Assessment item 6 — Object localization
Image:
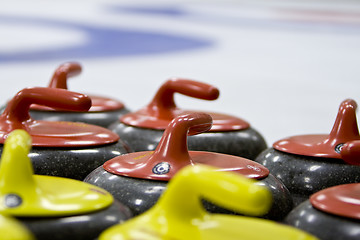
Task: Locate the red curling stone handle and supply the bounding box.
[2,87,91,125]
[48,62,82,89]
[147,78,219,119]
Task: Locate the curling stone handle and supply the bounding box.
[328,99,359,144]
[162,78,220,101]
[0,130,36,199]
[48,62,82,89]
[1,87,91,125]
[148,113,212,170]
[154,165,272,234]
[147,78,219,119]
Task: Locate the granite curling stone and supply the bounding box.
[86,112,292,221]
[255,99,360,206]
[0,87,131,180]
[99,164,318,240]
[109,78,267,159]
[285,183,360,240]
[0,129,132,240]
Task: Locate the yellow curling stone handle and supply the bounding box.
[100,164,318,240]
[0,129,113,217]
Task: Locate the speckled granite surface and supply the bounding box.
[0,140,131,181]
[18,200,132,240]
[110,122,267,160]
[255,148,360,206]
[84,165,293,221]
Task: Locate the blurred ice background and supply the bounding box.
[0,0,359,145]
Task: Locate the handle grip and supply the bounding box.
[2,87,91,124]
[0,130,35,197]
[48,62,82,89]
[163,78,220,101]
[164,164,271,215]
[328,99,358,143]
[148,113,212,171]
[147,78,219,119]
[150,165,271,236]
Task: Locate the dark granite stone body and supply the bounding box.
[0,140,131,181]
[18,200,132,240]
[255,148,360,206]
[29,108,130,128]
[109,123,267,160]
[285,200,360,240]
[84,166,293,221]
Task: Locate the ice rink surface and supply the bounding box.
[1,0,359,145]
